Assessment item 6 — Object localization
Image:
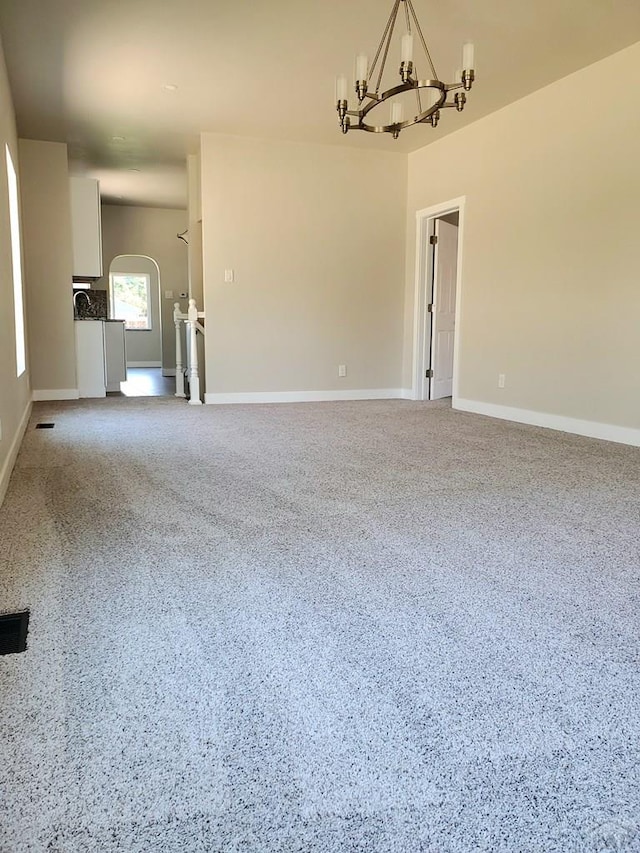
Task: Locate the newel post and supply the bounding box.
[187,298,202,405]
[173,302,186,398]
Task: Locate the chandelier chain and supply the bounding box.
[407,0,438,79]
[406,1,424,115]
[374,1,400,94]
[414,79,423,116]
[370,0,401,86]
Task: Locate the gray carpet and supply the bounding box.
[1,397,639,852]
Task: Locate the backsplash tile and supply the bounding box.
[73,288,107,320]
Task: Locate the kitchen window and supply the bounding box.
[109,273,152,330]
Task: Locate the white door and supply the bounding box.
[430,218,458,399]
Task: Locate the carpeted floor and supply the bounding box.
[1,397,639,852]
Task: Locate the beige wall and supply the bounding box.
[0,37,31,503]
[187,152,203,306]
[201,134,407,396]
[405,41,640,431]
[98,205,188,373]
[109,255,161,365]
[19,139,76,395]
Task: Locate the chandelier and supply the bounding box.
[335,0,475,139]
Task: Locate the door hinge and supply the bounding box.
[425,369,433,378]
[427,303,433,313]
[430,235,438,245]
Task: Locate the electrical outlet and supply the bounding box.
[338,364,347,377]
[164,290,174,299]
[498,373,506,388]
[224,269,234,283]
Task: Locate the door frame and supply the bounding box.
[411,196,466,401]
[109,254,163,368]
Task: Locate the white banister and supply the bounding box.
[173,297,205,404]
[173,302,186,398]
[187,298,202,405]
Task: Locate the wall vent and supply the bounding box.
[0,610,30,655]
[35,423,55,429]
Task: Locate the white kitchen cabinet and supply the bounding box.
[70,177,103,279]
[75,321,106,398]
[73,320,127,397]
[75,320,127,396]
[104,321,127,392]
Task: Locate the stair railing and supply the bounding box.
[173,299,205,405]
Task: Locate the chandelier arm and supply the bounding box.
[369,0,401,83]
[375,1,402,94]
[407,0,438,79]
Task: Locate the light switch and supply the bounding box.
[224,269,234,283]
[164,290,174,299]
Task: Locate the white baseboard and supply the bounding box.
[162,369,176,377]
[454,398,640,448]
[0,399,32,508]
[127,361,162,368]
[398,388,415,400]
[32,389,80,401]
[205,388,406,405]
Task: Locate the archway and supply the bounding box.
[108,254,173,397]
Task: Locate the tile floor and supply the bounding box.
[112,367,176,398]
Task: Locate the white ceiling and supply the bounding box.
[1,0,639,210]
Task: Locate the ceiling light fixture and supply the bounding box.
[335,0,475,139]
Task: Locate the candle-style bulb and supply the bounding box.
[461,42,475,90]
[335,74,348,103]
[401,34,414,63]
[391,102,404,125]
[355,54,368,82]
[462,42,475,71]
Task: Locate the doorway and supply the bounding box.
[108,254,172,398]
[109,255,162,368]
[412,197,465,401]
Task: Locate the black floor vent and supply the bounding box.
[0,611,30,655]
[35,423,55,429]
